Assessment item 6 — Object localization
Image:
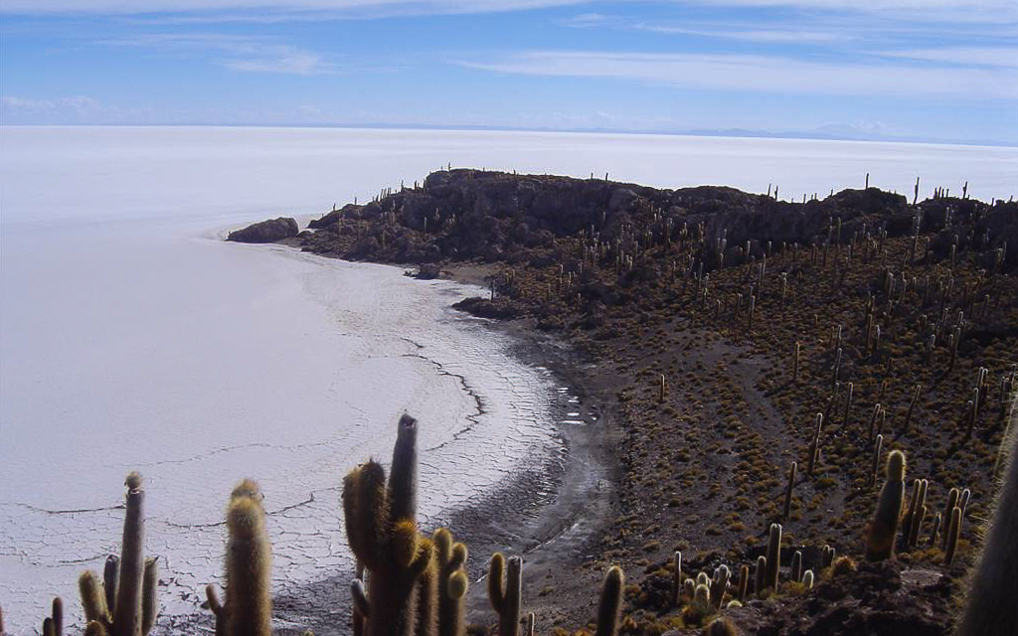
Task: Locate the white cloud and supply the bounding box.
[101,33,335,75]
[461,50,1018,99]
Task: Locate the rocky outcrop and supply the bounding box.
[227,217,299,243]
[293,169,1014,272]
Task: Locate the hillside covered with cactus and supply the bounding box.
[6,168,1016,635]
[284,169,1018,634]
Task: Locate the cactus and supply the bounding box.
[782,462,796,520]
[944,505,962,565]
[792,341,801,382]
[736,564,749,602]
[790,551,802,584]
[958,398,1018,635]
[765,524,782,591]
[342,415,431,636]
[902,384,921,436]
[702,617,739,636]
[415,537,438,636]
[709,565,730,610]
[77,473,159,636]
[595,566,624,636]
[488,553,522,636]
[753,556,766,598]
[42,597,63,636]
[432,529,468,636]
[801,570,814,589]
[206,479,272,636]
[671,551,682,607]
[941,488,960,550]
[866,450,906,561]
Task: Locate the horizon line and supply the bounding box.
[3,121,1016,149]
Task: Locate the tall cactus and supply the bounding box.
[206,478,273,636]
[866,450,906,561]
[42,597,62,636]
[488,553,522,636]
[765,524,782,591]
[595,566,624,636]
[958,396,1018,635]
[343,415,432,636]
[78,473,159,636]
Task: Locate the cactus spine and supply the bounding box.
[488,553,522,636]
[77,473,158,636]
[595,566,624,636]
[342,415,431,636]
[866,450,906,561]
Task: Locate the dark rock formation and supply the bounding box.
[292,169,1015,272]
[227,217,299,243]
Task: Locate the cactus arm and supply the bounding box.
[415,539,439,636]
[113,474,144,636]
[354,461,389,569]
[52,597,64,636]
[388,414,418,523]
[595,566,624,636]
[79,571,111,625]
[103,557,119,615]
[43,617,55,636]
[442,572,468,636]
[141,557,158,635]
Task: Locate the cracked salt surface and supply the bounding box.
[1,226,558,633]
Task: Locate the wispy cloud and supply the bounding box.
[101,33,334,75]
[0,0,588,17]
[461,50,1018,99]
[635,24,850,43]
[874,47,1018,68]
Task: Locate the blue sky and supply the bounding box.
[2,1,1016,144]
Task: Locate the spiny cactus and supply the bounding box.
[702,617,739,636]
[432,529,468,636]
[944,506,962,566]
[820,545,836,569]
[753,556,766,598]
[206,478,272,636]
[709,566,730,610]
[671,551,682,607]
[790,551,802,584]
[736,565,749,602]
[958,397,1018,635]
[343,415,431,636]
[595,566,624,636]
[940,488,960,550]
[42,597,62,636]
[415,537,438,636]
[866,450,906,561]
[77,472,159,636]
[488,553,522,636]
[765,524,782,591]
[801,570,814,588]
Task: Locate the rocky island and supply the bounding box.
[221,169,1018,635]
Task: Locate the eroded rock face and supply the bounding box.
[227,217,299,243]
